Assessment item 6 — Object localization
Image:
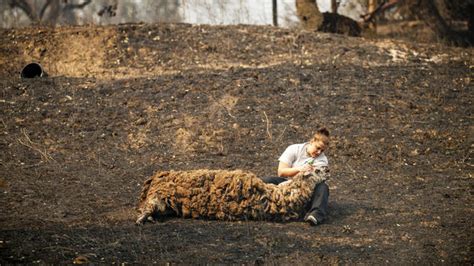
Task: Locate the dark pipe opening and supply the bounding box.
[21,63,45,78]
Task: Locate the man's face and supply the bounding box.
[307,140,326,158]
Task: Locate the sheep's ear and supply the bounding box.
[318,166,329,173]
[301,172,310,178]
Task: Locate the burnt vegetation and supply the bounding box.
[0,1,472,264]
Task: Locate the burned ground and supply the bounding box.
[0,23,472,264]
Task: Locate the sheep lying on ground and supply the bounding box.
[136,167,329,224]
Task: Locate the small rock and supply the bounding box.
[73,255,88,264]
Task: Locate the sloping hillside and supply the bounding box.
[0,23,472,264]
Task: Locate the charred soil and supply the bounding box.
[0,23,472,264]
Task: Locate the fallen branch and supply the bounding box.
[263,111,272,141]
[275,126,287,143]
[18,128,55,163]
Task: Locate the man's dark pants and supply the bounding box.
[260,176,329,223]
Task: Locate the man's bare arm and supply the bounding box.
[278,161,312,178]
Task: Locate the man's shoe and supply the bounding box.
[305,214,319,226]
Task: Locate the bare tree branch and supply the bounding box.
[8,0,92,25]
[361,0,399,23]
[8,0,39,21]
[63,0,92,11]
[39,0,53,20]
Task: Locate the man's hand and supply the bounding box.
[297,164,314,174]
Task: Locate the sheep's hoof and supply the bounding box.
[136,213,149,225]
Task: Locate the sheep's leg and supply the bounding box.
[136,198,168,225]
[136,211,152,225]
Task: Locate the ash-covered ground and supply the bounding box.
[0,23,472,264]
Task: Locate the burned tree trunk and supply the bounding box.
[414,0,473,46]
[296,0,361,37]
[362,0,473,46]
[319,12,361,37]
[331,0,338,13]
[295,0,324,30]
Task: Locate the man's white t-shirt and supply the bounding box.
[279,142,328,168]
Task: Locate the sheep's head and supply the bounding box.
[303,166,330,183]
